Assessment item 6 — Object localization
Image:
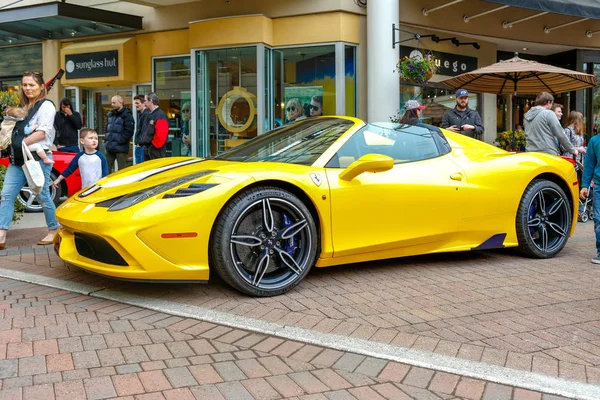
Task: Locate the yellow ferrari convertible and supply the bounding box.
[55,117,578,296]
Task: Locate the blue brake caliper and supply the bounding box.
[283,213,297,256]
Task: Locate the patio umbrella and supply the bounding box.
[441,55,597,96]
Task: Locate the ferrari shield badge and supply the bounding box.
[310,173,322,187]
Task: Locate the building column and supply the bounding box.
[42,40,62,106]
[367,0,399,122]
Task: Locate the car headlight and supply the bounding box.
[106,170,217,211]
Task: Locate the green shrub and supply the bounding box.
[0,91,20,117]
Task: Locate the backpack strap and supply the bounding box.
[26,99,54,124]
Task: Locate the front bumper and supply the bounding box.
[55,199,212,282]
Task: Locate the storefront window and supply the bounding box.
[195,44,353,156]
[82,89,90,128]
[154,56,191,157]
[345,45,356,117]
[0,79,20,93]
[197,47,258,156]
[0,45,41,92]
[64,88,77,110]
[400,83,478,127]
[264,47,273,132]
[274,45,335,125]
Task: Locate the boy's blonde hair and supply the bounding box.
[5,107,27,119]
[80,128,97,139]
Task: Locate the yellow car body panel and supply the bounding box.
[55,116,578,286]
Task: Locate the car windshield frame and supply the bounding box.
[214,117,354,165]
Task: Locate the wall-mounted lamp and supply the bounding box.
[433,37,459,45]
[390,26,479,50]
[455,41,481,49]
[586,30,600,38]
[419,34,441,43]
[391,25,440,48]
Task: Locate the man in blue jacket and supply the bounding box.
[105,95,134,173]
[581,133,600,264]
[441,89,484,138]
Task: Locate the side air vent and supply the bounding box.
[96,196,125,208]
[163,183,218,199]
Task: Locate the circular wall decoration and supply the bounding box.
[216,86,257,134]
[66,60,75,73]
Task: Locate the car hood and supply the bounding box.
[73,157,319,204]
[74,157,246,203]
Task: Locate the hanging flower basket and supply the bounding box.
[396,55,437,86]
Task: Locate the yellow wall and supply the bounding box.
[273,12,360,46]
[136,29,189,83]
[189,16,273,49]
[189,12,360,49]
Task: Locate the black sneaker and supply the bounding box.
[592,256,600,264]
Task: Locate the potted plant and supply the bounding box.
[0,91,25,222]
[397,54,437,87]
[495,129,526,152]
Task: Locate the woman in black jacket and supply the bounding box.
[54,97,83,153]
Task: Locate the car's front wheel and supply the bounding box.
[211,186,318,296]
[18,171,62,212]
[516,179,571,258]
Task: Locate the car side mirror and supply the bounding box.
[339,154,394,181]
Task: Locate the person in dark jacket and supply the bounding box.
[139,92,169,160]
[104,95,134,173]
[54,97,83,153]
[441,89,484,138]
[133,94,149,164]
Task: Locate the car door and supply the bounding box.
[324,123,468,258]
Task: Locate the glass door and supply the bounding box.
[195,46,258,157]
[91,87,132,160]
[195,51,209,157]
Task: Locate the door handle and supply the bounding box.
[450,172,463,181]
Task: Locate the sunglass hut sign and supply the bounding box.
[65,50,118,79]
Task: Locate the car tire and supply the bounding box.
[516,179,571,258]
[18,171,62,213]
[211,186,318,296]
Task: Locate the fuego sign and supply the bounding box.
[65,50,119,79]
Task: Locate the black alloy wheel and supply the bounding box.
[516,179,571,258]
[211,187,318,296]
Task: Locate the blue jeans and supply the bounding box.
[0,156,59,231]
[593,184,600,254]
[134,145,144,164]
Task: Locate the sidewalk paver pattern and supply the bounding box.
[0,277,565,399]
[0,222,598,398]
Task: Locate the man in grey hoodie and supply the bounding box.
[524,92,578,157]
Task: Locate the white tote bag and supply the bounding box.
[21,141,45,195]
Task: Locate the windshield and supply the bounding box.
[215,118,354,165]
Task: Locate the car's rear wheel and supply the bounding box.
[211,186,318,296]
[516,179,571,258]
[18,171,62,212]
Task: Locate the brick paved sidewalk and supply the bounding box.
[0,277,572,400]
[1,223,600,390]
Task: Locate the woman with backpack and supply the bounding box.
[0,71,59,248]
